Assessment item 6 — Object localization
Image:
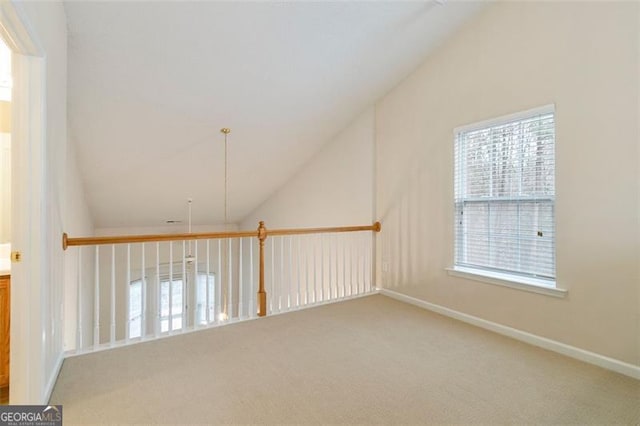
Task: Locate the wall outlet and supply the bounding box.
[382,261,389,272]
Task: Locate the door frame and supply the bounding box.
[0,1,46,404]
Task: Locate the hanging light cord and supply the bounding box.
[187,198,193,261]
[219,128,231,320]
[220,127,231,225]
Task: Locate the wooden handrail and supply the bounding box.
[62,222,381,249]
[62,230,258,250]
[63,221,381,318]
[268,222,381,237]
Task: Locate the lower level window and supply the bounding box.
[129,272,216,338]
[159,279,183,333]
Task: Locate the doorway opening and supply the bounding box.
[0,34,12,405]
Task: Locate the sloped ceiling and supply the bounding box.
[64,0,486,229]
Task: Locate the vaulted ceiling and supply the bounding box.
[64,1,485,229]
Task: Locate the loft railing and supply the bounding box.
[62,221,381,353]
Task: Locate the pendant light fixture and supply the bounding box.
[185,198,195,265]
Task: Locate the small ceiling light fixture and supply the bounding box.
[220,128,231,226]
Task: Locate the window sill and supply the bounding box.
[446,266,567,298]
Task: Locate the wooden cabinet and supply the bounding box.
[0,275,9,388]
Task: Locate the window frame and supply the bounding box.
[159,276,184,333]
[450,104,564,296]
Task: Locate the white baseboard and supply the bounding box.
[43,352,64,404]
[379,288,640,380]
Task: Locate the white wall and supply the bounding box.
[95,223,237,237]
[10,0,94,402]
[375,2,639,366]
[241,107,375,229]
[238,108,376,316]
[63,138,94,352]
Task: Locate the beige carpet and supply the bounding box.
[51,295,640,424]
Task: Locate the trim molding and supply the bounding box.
[380,288,640,380]
[2,0,48,405]
[446,267,567,298]
[43,352,64,404]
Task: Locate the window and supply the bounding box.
[159,278,183,333]
[0,37,11,102]
[129,271,216,338]
[454,105,556,286]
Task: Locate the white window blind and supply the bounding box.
[454,106,556,282]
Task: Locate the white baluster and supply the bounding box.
[228,239,233,320]
[206,240,210,324]
[351,234,360,294]
[296,237,301,307]
[367,233,373,292]
[270,238,275,314]
[110,245,115,345]
[355,234,360,295]
[320,234,324,303]
[94,246,100,348]
[353,234,357,295]
[125,244,131,342]
[77,247,83,351]
[359,234,364,295]
[249,238,255,318]
[238,238,243,319]
[304,236,310,304]
[360,233,366,294]
[141,243,146,338]
[216,239,222,322]
[340,234,347,297]
[169,242,173,333]
[312,236,318,304]
[194,240,199,328]
[288,236,293,310]
[155,242,160,337]
[280,236,285,310]
[336,235,341,298]
[181,241,187,330]
[329,235,334,300]
[349,237,358,296]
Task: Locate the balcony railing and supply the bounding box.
[62,221,381,354]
